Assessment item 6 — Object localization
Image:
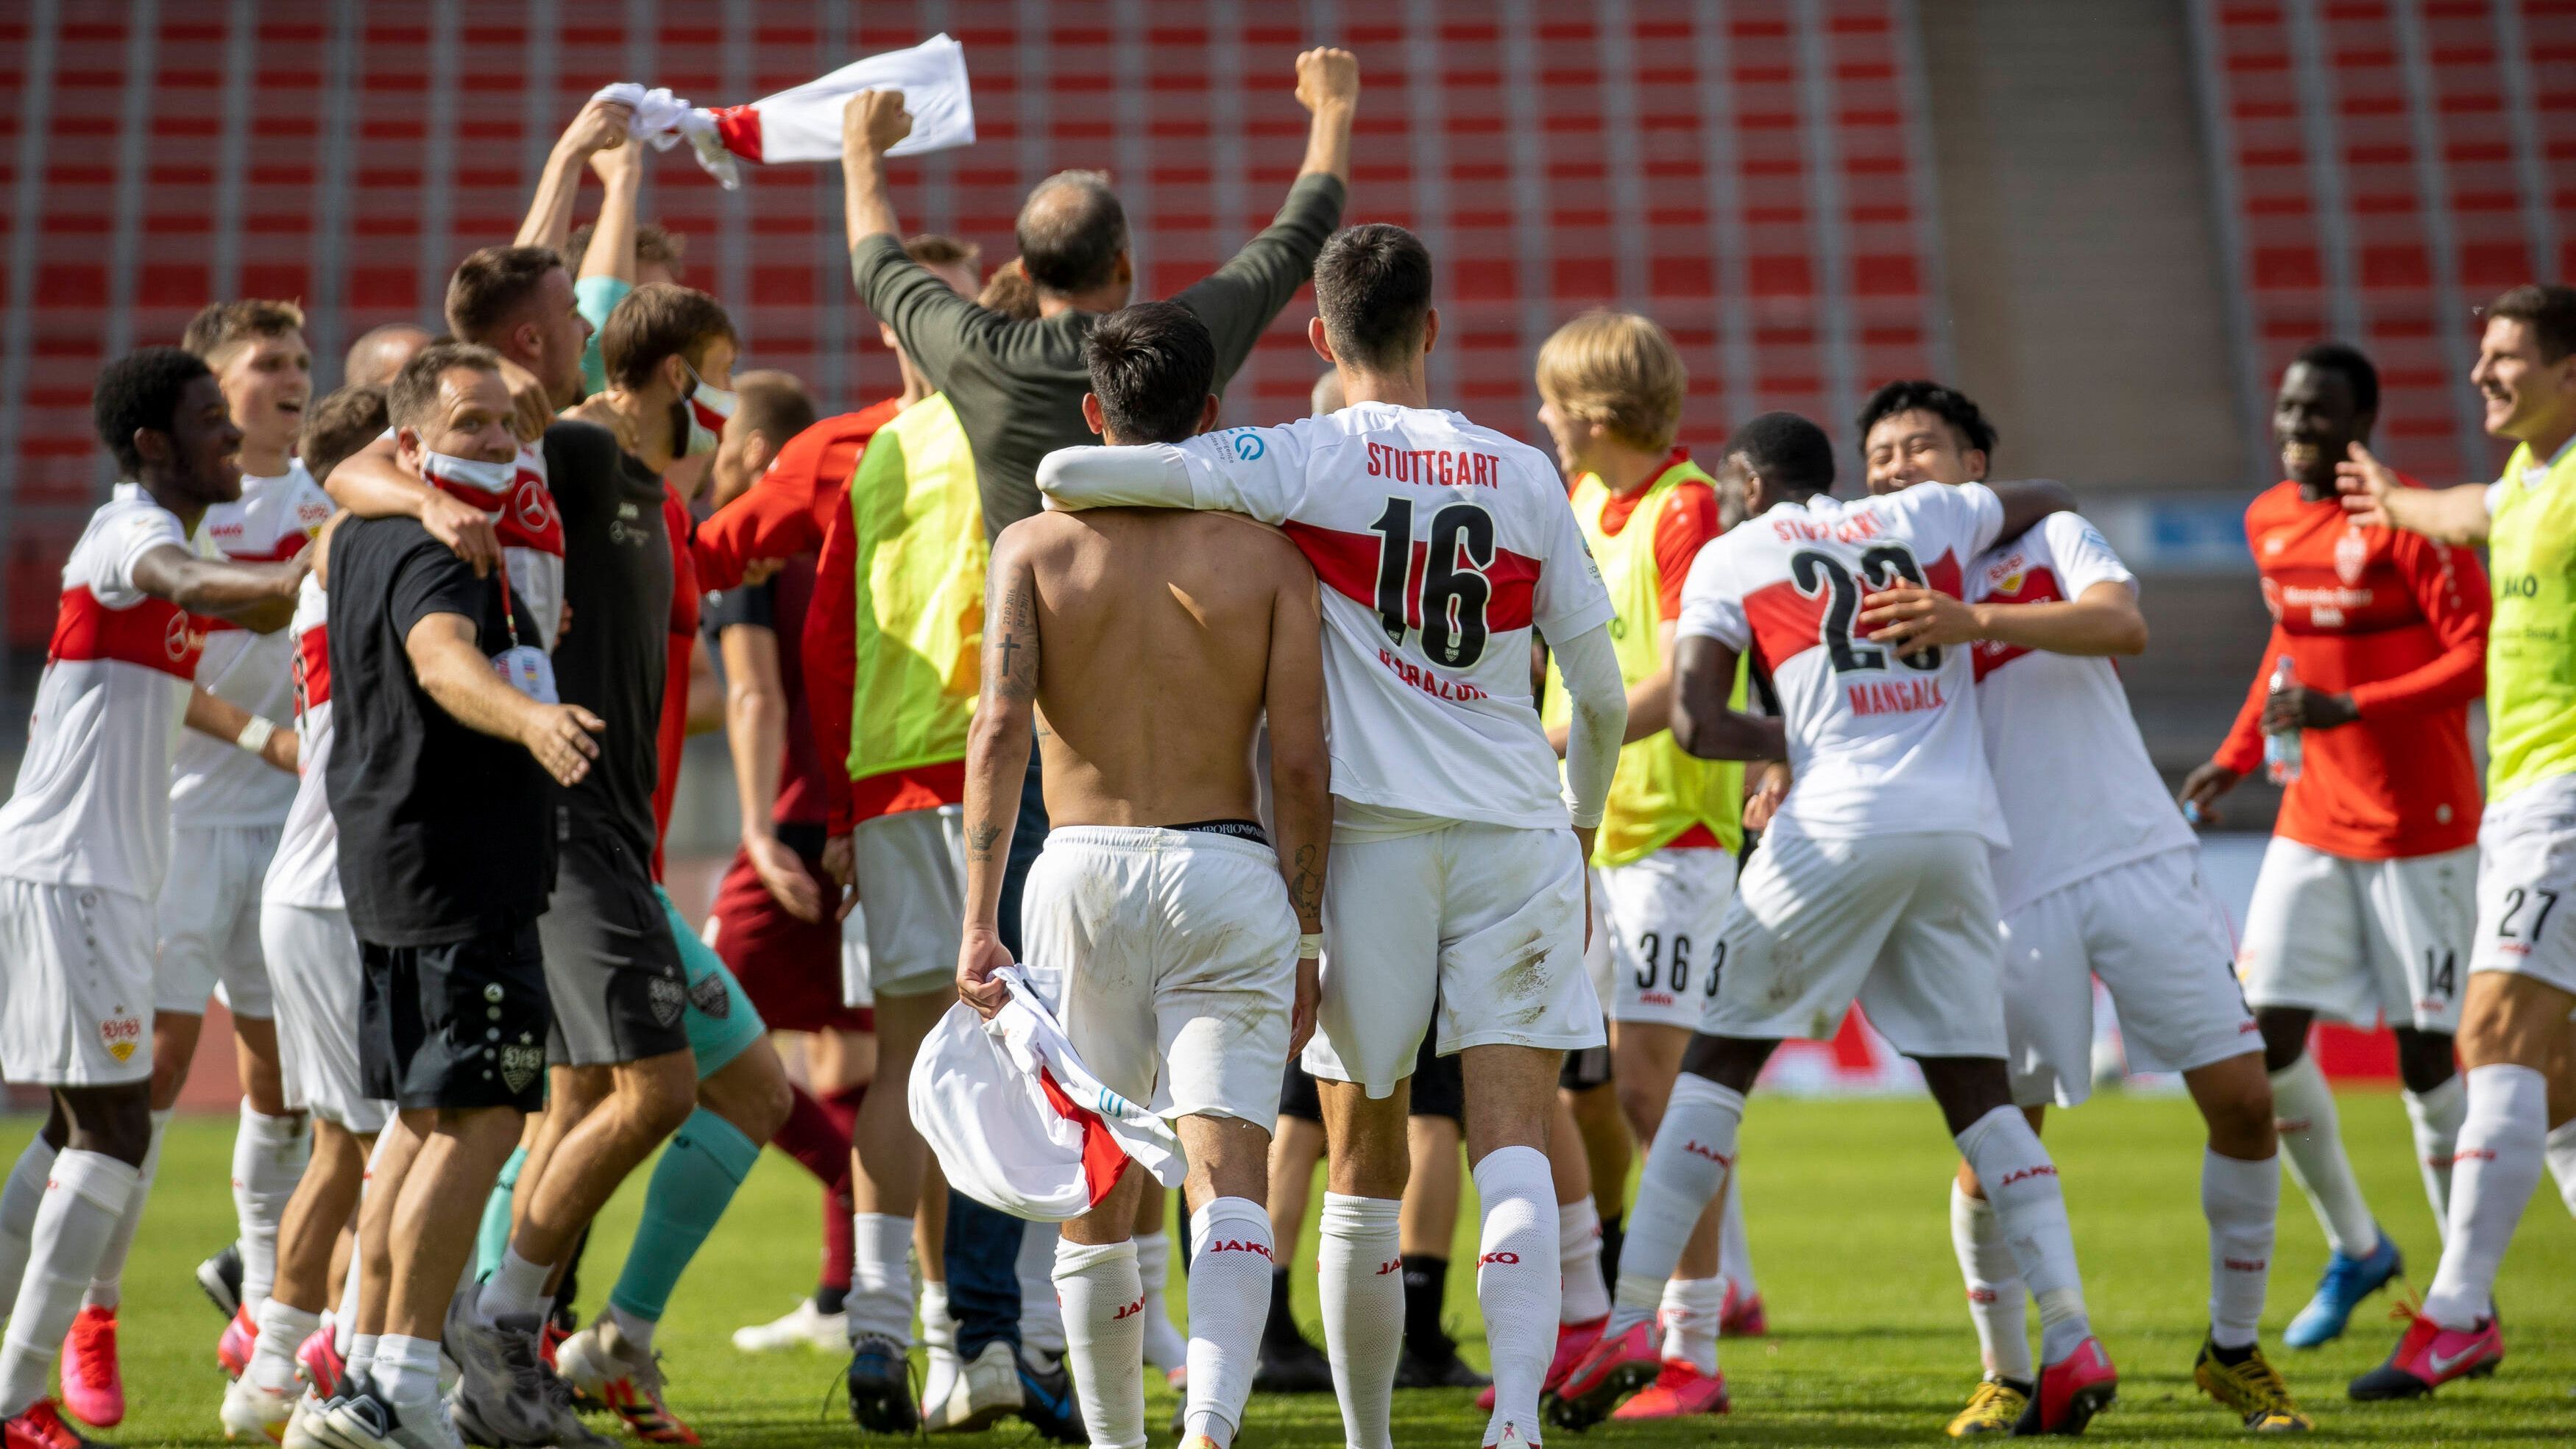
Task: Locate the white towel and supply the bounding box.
[592,34,975,191]
[908,965,1184,1222]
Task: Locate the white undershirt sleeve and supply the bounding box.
[1549,622,1627,830]
[1035,443,1197,511]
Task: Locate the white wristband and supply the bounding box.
[234,715,277,757]
[1297,932,1324,960]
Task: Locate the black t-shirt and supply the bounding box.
[325,514,553,946]
[543,421,671,868]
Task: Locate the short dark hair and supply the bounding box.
[299,384,390,485]
[601,284,738,392]
[387,341,503,434]
[977,258,1040,322]
[2287,341,2380,417]
[1085,302,1217,444]
[905,233,980,273]
[731,369,818,450]
[96,347,215,475]
[1314,224,1434,372]
[565,220,687,273]
[1855,380,1997,460]
[181,299,307,366]
[1016,171,1128,295]
[2484,283,2576,363]
[1722,411,1836,499]
[444,245,565,342]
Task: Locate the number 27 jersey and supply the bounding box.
[1074,403,1616,829]
[1677,485,2009,846]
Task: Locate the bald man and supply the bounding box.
[342,325,436,389]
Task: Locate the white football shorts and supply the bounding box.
[1590,848,1737,1031]
[846,805,964,1003]
[2469,773,2576,997]
[155,821,282,1018]
[1708,829,2008,1059]
[261,901,390,1133]
[1303,819,1602,1099]
[1021,826,1298,1127]
[0,878,155,1085]
[2000,846,2260,1108]
[2237,836,2476,1032]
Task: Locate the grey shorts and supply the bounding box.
[539,834,690,1067]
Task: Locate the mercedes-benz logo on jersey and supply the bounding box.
[513,476,554,533]
[163,611,193,661]
[1227,429,1266,461]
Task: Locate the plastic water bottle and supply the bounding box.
[2264,655,2303,785]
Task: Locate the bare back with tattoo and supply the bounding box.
[981,507,1320,834]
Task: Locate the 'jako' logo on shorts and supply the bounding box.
[99,1013,142,1062]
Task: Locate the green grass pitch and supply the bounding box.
[32,1087,2573,1445]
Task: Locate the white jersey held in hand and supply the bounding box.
[171,460,332,827]
[1676,483,2009,846]
[1967,511,2194,914]
[1038,402,1616,829]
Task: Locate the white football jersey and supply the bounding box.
[170,461,333,826]
[1967,511,2195,913]
[1677,484,2009,846]
[261,574,342,910]
[1052,403,1616,831]
[0,487,208,897]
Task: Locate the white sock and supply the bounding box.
[2547,1119,2576,1219]
[919,1278,956,1353]
[1472,1145,1558,1447]
[0,1150,137,1417]
[1182,1197,1271,1448]
[478,1246,552,1323]
[846,1213,916,1343]
[83,1108,169,1310]
[251,1300,322,1393]
[2201,1149,2279,1350]
[1657,1277,1725,1375]
[2422,1063,2548,1328]
[1610,1076,1741,1336]
[1953,1108,2090,1364]
[2402,1075,2467,1237]
[335,1231,362,1356]
[2268,1055,2379,1258]
[375,1332,442,1409]
[346,1333,378,1395]
[0,1136,58,1314]
[1316,1193,1401,1449]
[1018,1221,1065,1358]
[233,1104,309,1315]
[1053,1238,1145,1449]
[1133,1230,1186,1370]
[1718,1171,1758,1299]
[1557,1197,1609,1325]
[604,1300,656,1354]
[1949,1180,2029,1381]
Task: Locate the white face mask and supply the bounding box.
[420,449,514,499]
[682,361,736,458]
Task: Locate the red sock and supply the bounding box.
[772,1085,859,1292]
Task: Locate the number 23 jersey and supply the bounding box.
[1677,485,2009,846]
[1098,403,1615,830]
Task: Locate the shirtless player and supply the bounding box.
[957,301,1331,1449]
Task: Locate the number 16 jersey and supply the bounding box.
[1677,485,2009,847]
[1055,402,1616,830]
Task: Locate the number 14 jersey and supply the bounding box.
[1057,403,1616,830]
[1677,485,2009,847]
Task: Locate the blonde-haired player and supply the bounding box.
[1531,313,1747,1420]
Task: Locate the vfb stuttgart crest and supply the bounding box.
[99,1012,143,1063]
[499,1041,543,1094]
[647,974,687,1027]
[2334,526,2369,586]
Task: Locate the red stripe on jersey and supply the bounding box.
[1922,550,1964,600]
[430,468,565,556]
[710,103,764,161]
[294,623,331,710]
[1280,520,1541,633]
[1970,564,2063,681]
[1036,1066,1130,1208]
[46,586,204,679]
[1744,576,1827,671]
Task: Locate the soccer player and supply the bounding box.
[1854,380,2304,1434]
[224,385,398,1444]
[312,342,601,1449]
[2336,283,2576,1397]
[2179,344,2488,1347]
[1037,224,1631,1449]
[1529,313,1744,1420]
[1551,413,2117,1436]
[0,347,305,1449]
[958,299,1329,1449]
